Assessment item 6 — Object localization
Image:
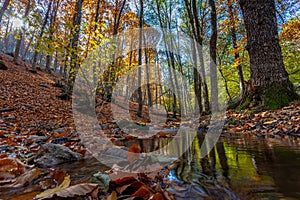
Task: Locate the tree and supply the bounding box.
[31,0,53,72]
[66,0,84,95]
[137,0,144,117]
[0,0,10,24]
[209,0,218,111]
[239,0,298,109]
[227,0,245,98]
[14,0,31,63]
[184,0,210,113]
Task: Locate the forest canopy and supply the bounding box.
[0,0,299,113]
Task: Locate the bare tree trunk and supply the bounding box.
[66,0,84,95]
[22,31,34,60]
[184,0,210,113]
[46,0,59,72]
[32,0,53,72]
[0,0,10,24]
[209,0,219,111]
[14,0,31,63]
[2,16,11,52]
[191,38,203,113]
[54,51,58,72]
[144,45,153,107]
[240,0,298,109]
[137,0,144,117]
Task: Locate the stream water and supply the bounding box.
[59,132,300,199]
[1,134,299,199]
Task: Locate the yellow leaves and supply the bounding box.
[35,175,71,199]
[232,57,242,68]
[280,20,300,43]
[35,175,99,199]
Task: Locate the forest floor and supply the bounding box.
[0,52,300,199]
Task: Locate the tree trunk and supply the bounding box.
[228,0,245,98]
[46,0,59,72]
[137,0,144,117]
[14,0,31,63]
[209,0,219,111]
[239,0,298,109]
[66,0,84,95]
[184,0,210,113]
[32,0,53,72]
[0,0,10,24]
[191,38,203,113]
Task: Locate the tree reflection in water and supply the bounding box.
[115,133,300,199]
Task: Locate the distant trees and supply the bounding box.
[0,0,298,111]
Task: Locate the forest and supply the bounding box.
[0,0,299,199]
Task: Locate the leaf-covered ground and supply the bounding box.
[1,52,300,199]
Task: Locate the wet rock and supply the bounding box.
[90,173,110,192]
[34,143,82,167]
[112,128,120,134]
[28,135,48,144]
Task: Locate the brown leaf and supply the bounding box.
[1,168,40,188]
[105,191,117,200]
[132,185,152,199]
[149,193,164,200]
[110,173,137,186]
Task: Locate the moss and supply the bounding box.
[262,85,299,110]
[238,96,251,111]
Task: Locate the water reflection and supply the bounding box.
[118,134,300,199]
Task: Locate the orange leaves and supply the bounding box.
[0,158,25,180]
[225,102,300,137]
[0,157,40,189]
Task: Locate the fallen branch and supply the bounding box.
[0,107,15,113]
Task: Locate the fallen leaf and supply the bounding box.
[149,193,164,200]
[105,191,117,200]
[0,168,40,188]
[35,175,71,199]
[263,120,277,125]
[132,185,152,199]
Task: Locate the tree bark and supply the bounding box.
[184,0,210,113]
[209,0,219,111]
[14,0,31,63]
[66,0,84,95]
[32,0,53,72]
[239,0,298,109]
[46,0,59,72]
[0,0,10,24]
[137,0,144,117]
